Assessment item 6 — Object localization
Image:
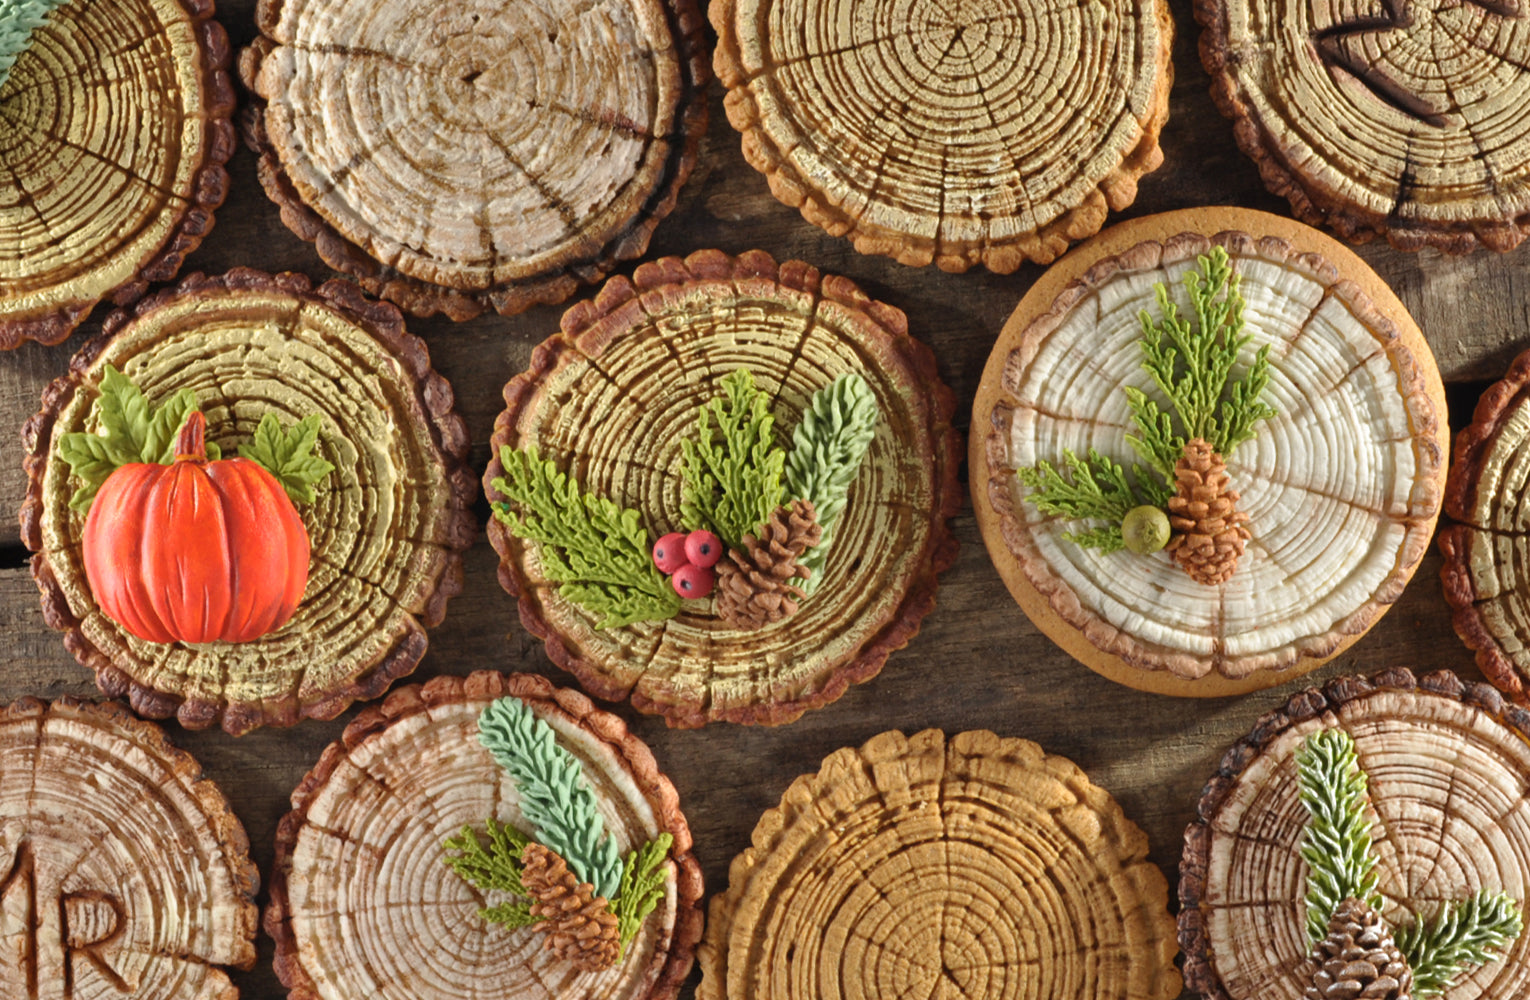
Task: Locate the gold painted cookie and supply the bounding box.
[711,0,1174,272]
[0,0,234,347]
[0,697,257,996]
[241,0,709,320]
[20,269,476,734]
[1199,0,1530,252]
[267,671,704,1000]
[1180,668,1530,1000]
[485,248,962,727]
[699,728,1181,1000]
[973,208,1446,697]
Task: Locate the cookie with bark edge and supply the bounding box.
[972,207,1446,697]
[20,268,476,735]
[266,670,704,1000]
[485,248,962,727]
[1179,668,1530,1000]
[0,695,259,996]
[699,727,1181,1000]
[0,0,234,347]
[238,0,710,321]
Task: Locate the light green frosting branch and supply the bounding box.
[0,0,72,91]
[785,372,879,593]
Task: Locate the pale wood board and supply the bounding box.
[0,2,1523,997]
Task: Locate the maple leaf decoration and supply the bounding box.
[1313,0,1524,128]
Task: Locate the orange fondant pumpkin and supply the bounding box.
[82,411,311,644]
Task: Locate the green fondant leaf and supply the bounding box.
[1396,891,1523,998]
[0,0,71,91]
[784,373,879,595]
[680,369,787,550]
[236,412,336,505]
[1296,730,1383,942]
[492,446,679,629]
[442,817,533,896]
[57,365,201,513]
[477,697,624,901]
[1015,448,1167,554]
[612,832,673,956]
[478,899,543,930]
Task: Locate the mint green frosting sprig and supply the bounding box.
[0,0,71,91]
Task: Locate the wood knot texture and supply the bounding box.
[0,697,258,999]
[1180,669,1530,1000]
[711,0,1174,272]
[266,671,704,1000]
[485,248,962,728]
[982,222,1444,685]
[0,0,234,348]
[1198,0,1530,252]
[697,728,1181,1000]
[19,269,476,735]
[242,0,709,320]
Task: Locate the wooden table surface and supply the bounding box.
[2,3,1525,997]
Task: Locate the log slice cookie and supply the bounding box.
[1440,346,1530,703]
[267,671,703,1000]
[241,0,709,321]
[1180,668,1530,1000]
[711,0,1174,272]
[0,696,258,997]
[1198,0,1530,252]
[698,728,1181,1000]
[0,0,234,347]
[19,268,476,735]
[485,248,962,727]
[973,208,1447,697]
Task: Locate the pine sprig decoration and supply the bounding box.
[441,818,545,929]
[237,412,336,505]
[613,832,673,955]
[681,369,787,550]
[1126,246,1275,476]
[1016,448,1170,553]
[0,0,71,90]
[492,446,680,629]
[1297,729,1384,942]
[1396,892,1524,998]
[784,373,880,593]
[476,697,624,901]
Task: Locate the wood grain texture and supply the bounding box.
[0,0,235,347]
[710,0,1174,272]
[241,0,710,320]
[1198,0,1530,252]
[0,1,1528,997]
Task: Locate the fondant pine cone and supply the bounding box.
[715,500,822,631]
[1167,438,1250,586]
[521,842,621,972]
[1306,898,1413,1000]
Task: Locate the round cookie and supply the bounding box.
[241,0,709,320]
[20,268,476,734]
[0,0,234,347]
[972,207,1447,696]
[699,728,1181,1000]
[711,0,1174,272]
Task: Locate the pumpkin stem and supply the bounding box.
[175,411,209,463]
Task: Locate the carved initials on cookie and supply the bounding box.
[0,842,130,998]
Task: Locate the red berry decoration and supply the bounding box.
[671,562,715,599]
[684,529,723,568]
[652,532,689,574]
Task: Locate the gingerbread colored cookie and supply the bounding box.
[699,728,1181,1000]
[711,0,1174,272]
[20,268,476,735]
[240,0,709,320]
[0,0,234,347]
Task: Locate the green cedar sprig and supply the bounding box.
[237,413,336,505]
[613,832,674,955]
[1297,729,1383,941]
[784,373,879,593]
[1125,245,1275,480]
[441,818,543,930]
[0,0,70,90]
[1396,893,1524,998]
[681,369,786,550]
[492,446,680,629]
[476,696,624,901]
[1016,448,1171,553]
